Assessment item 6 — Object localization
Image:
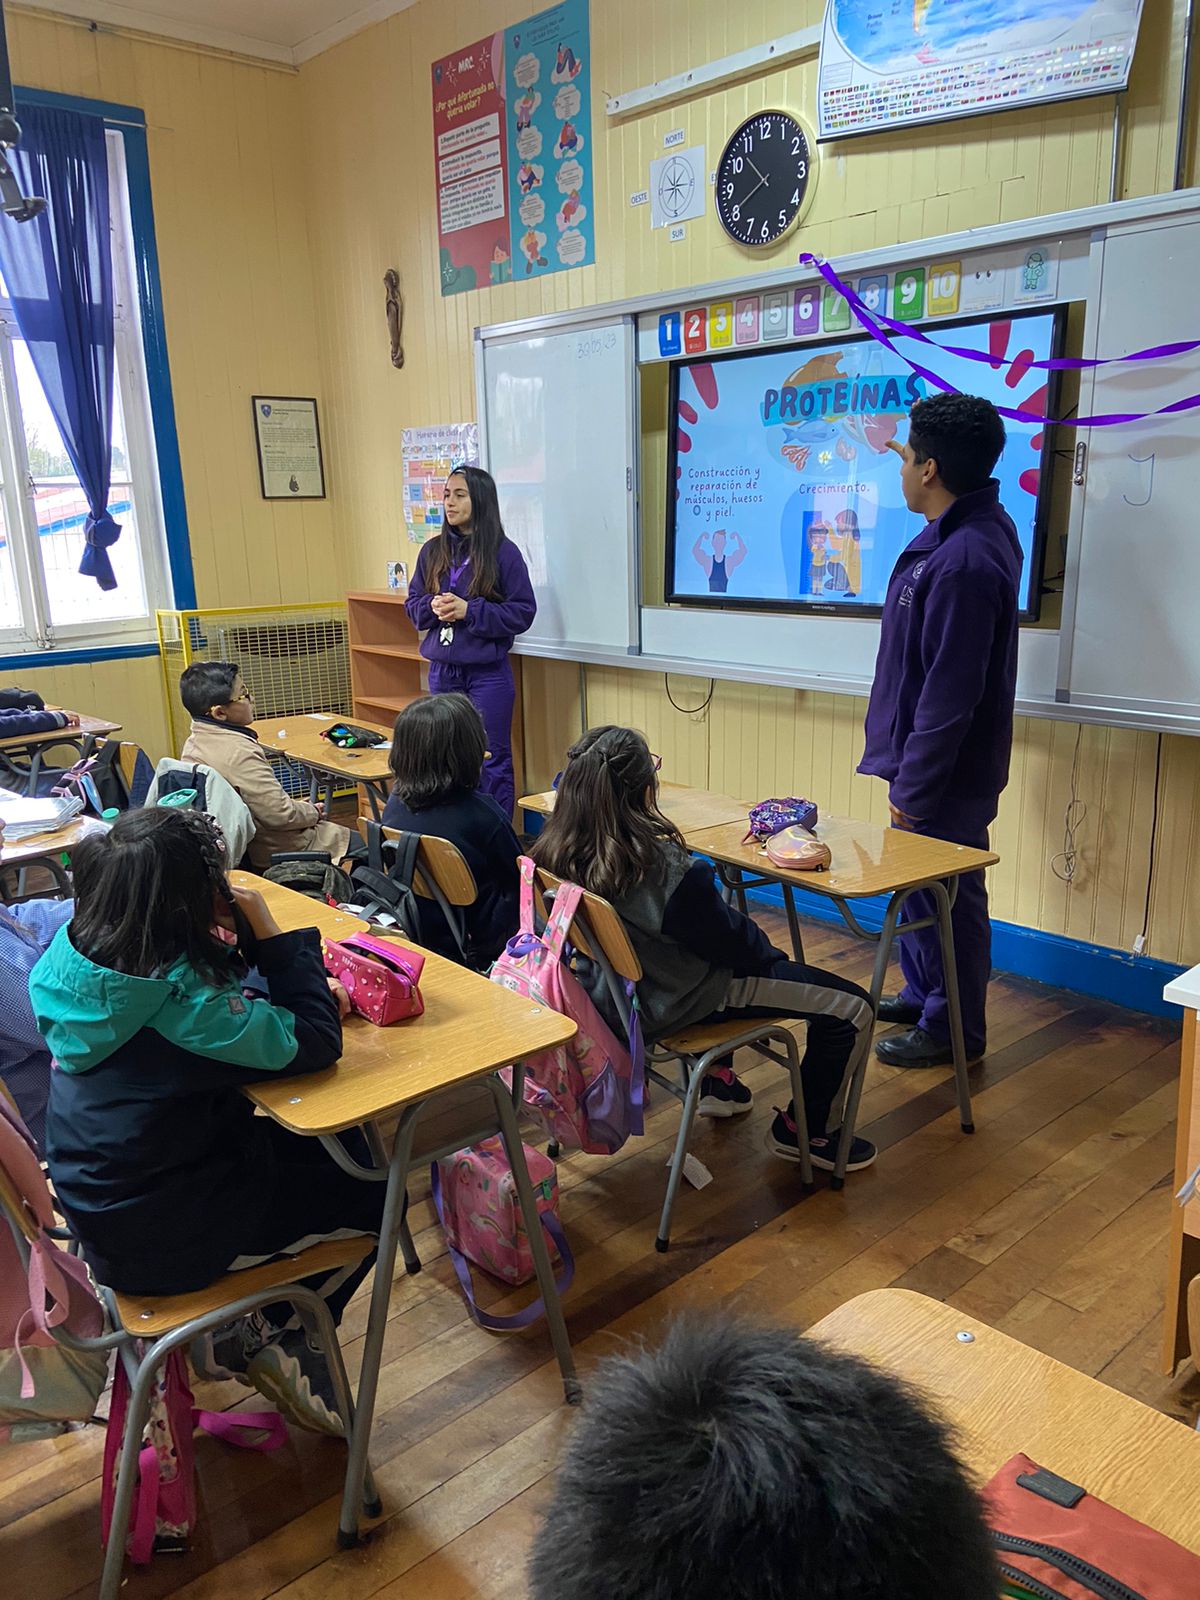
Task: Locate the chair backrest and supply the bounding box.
[360,817,478,906]
[532,866,641,1030]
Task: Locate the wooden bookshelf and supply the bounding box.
[345,589,525,814]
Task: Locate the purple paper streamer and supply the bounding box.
[799,254,1200,429]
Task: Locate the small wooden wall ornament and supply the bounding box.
[384,269,405,369]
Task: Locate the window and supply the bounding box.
[0,128,172,655]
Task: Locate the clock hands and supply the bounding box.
[740,156,769,204]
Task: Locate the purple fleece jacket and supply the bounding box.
[405,534,536,667]
[858,480,1022,822]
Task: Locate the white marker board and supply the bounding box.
[478,317,638,655]
[1062,214,1200,729]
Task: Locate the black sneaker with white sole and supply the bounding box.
[767,1107,877,1172]
[697,1066,754,1118]
[246,1328,344,1436]
[190,1307,276,1385]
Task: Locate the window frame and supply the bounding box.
[0,87,194,668]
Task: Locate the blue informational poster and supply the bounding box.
[504,0,595,281]
[667,310,1062,617]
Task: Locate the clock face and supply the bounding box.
[716,111,813,249]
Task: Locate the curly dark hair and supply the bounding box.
[528,1315,999,1600]
[908,392,1006,495]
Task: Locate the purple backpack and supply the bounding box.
[744,796,819,843]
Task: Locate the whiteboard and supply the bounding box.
[478,317,638,654]
[1062,215,1200,730]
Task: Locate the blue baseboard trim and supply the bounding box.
[730,871,1185,1021]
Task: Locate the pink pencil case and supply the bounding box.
[764,825,832,872]
[322,932,426,1024]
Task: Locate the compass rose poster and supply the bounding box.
[817,0,1145,141]
[431,0,594,296]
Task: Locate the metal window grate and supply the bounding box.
[156,605,353,794]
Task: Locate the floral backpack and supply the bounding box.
[490,858,645,1156]
[744,796,819,843]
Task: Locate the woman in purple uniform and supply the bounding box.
[404,465,536,818]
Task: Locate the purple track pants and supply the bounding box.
[428,658,516,819]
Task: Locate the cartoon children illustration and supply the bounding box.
[693,528,747,595]
[824,508,862,597]
[516,93,537,132]
[557,119,579,155]
[554,42,583,80]
[518,161,541,194]
[521,228,548,273]
[806,519,831,595]
[489,239,511,285]
[559,189,582,228]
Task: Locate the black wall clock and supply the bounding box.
[716,110,814,249]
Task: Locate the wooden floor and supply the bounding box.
[3,906,1194,1599]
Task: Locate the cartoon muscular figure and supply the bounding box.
[693,528,747,594]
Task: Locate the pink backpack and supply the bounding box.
[490,858,645,1155]
[431,1136,574,1330]
[101,1352,287,1563]
[0,1096,110,1442]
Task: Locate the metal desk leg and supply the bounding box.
[363,1122,420,1275]
[931,879,974,1135]
[488,1075,581,1402]
[729,864,748,919]
[832,894,902,1190]
[781,882,805,963]
[364,781,386,822]
[337,1114,414,1547]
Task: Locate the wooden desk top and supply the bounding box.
[520,780,752,836]
[251,713,395,784]
[0,814,109,868]
[237,871,575,1136]
[811,1290,1200,1551]
[0,712,121,752]
[689,814,998,899]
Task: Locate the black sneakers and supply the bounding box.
[697,1066,754,1118]
[767,1107,877,1172]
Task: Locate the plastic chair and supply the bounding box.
[532,867,815,1252]
[360,816,481,966]
[0,1156,380,1600]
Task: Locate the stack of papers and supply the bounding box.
[0,790,84,842]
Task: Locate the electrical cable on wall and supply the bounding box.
[664,674,715,715]
[1050,724,1088,884]
[1135,731,1165,955]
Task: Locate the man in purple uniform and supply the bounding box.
[860,393,1020,1068]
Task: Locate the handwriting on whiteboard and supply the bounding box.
[576,328,618,359]
[1122,453,1156,507]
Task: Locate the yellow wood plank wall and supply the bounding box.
[295,0,1200,966]
[4,12,339,763]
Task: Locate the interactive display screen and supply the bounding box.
[665,307,1063,619]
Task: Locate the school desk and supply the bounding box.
[234,870,579,1548]
[251,712,395,820]
[811,1289,1200,1549]
[0,712,121,795]
[519,779,751,836]
[0,814,109,899]
[1162,964,1200,1374]
[688,814,998,1173]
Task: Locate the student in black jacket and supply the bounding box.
[31,807,384,1435]
[531,727,877,1173]
[381,693,521,965]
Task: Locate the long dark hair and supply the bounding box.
[70,807,237,986]
[389,693,486,809]
[422,464,506,600]
[530,726,686,902]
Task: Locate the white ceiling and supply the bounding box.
[14,0,421,65]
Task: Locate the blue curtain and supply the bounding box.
[0,104,120,590]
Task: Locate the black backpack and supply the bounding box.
[346,824,424,939]
[155,764,209,812]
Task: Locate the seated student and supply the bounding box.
[528,1315,998,1600]
[30,807,384,1434]
[0,703,80,739]
[0,826,73,1153]
[179,661,351,872]
[381,693,520,965]
[531,726,877,1172]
